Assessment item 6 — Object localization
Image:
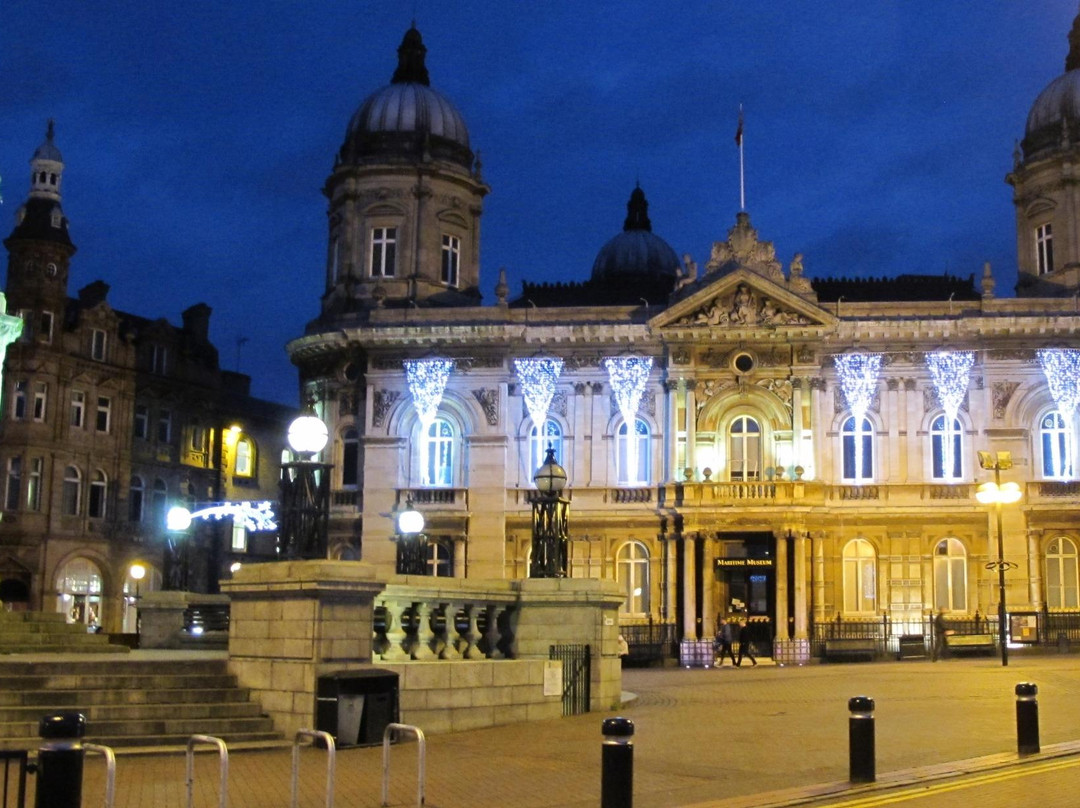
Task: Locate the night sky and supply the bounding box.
[0,2,1072,405]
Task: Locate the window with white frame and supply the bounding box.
[728,415,762,481]
[617,418,650,485]
[426,540,453,577]
[88,470,107,518]
[235,437,254,477]
[933,537,967,612]
[95,396,111,433]
[529,418,563,477]
[842,539,877,613]
[422,417,455,487]
[90,329,107,361]
[1046,536,1079,609]
[12,381,27,420]
[440,234,460,287]
[617,541,650,615]
[1036,223,1054,275]
[27,457,42,511]
[1040,409,1074,479]
[370,227,397,277]
[841,416,874,481]
[5,457,21,511]
[150,344,168,375]
[70,391,85,428]
[129,476,144,522]
[930,414,963,480]
[341,428,360,487]
[133,405,148,439]
[32,383,47,422]
[231,520,247,552]
[62,465,81,516]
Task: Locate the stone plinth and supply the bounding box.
[220,560,385,736]
[138,590,229,649]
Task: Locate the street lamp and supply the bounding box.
[976,450,1022,667]
[129,563,146,648]
[279,411,332,559]
[393,499,428,575]
[530,444,569,578]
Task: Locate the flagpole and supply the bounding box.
[737,104,745,211]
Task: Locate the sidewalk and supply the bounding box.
[55,655,1080,807]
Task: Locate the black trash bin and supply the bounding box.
[315,669,399,747]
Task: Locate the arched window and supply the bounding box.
[423,417,455,487]
[1040,409,1074,479]
[617,541,650,615]
[1046,537,1080,609]
[235,437,255,477]
[129,476,144,522]
[61,466,81,515]
[931,414,963,481]
[842,539,877,613]
[529,419,562,476]
[88,470,108,518]
[151,479,168,528]
[426,539,453,578]
[341,428,360,487]
[55,557,102,627]
[617,418,650,485]
[729,415,761,481]
[933,537,967,612]
[841,416,874,482]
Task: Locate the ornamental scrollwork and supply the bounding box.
[372,389,400,428]
[472,388,499,426]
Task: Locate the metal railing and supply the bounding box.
[186,735,228,808]
[292,729,335,808]
[83,743,116,808]
[381,723,426,808]
[0,751,27,808]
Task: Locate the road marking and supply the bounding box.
[819,756,1080,807]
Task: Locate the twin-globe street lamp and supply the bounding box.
[976,450,1022,667]
[531,445,569,578]
[279,413,332,560]
[393,499,427,575]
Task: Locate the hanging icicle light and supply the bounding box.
[604,356,654,484]
[1037,348,1080,479]
[514,357,564,430]
[834,353,883,485]
[404,358,454,486]
[926,350,975,481]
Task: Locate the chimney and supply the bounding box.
[182,303,212,343]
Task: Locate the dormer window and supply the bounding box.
[91,329,107,362]
[1036,223,1054,275]
[150,344,168,375]
[50,208,62,228]
[441,234,460,287]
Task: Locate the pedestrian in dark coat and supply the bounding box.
[714,618,738,666]
[736,619,757,667]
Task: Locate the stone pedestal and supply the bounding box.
[138,590,229,649]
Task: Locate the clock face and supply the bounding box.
[45,263,57,278]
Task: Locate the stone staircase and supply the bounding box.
[0,656,283,750]
[0,610,128,654]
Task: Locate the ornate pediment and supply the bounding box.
[671,282,814,328]
[705,212,785,282]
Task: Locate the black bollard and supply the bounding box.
[1015,682,1040,755]
[35,712,86,808]
[601,716,634,808]
[848,696,876,784]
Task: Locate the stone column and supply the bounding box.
[809,379,827,479]
[664,534,678,622]
[886,378,902,480]
[792,379,805,470]
[664,380,679,482]
[813,532,826,624]
[701,533,716,638]
[685,381,697,476]
[902,379,918,483]
[453,536,467,579]
[573,382,589,486]
[794,532,809,639]
[682,533,697,639]
[1028,528,1044,611]
[774,530,789,640]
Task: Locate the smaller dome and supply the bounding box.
[32,120,62,163]
[590,187,680,283]
[1023,10,1080,160]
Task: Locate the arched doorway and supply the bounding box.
[55,558,104,630]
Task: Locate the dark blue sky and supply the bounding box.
[0,2,1071,405]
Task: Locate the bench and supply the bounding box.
[823,638,877,662]
[945,633,996,655]
[897,634,927,660]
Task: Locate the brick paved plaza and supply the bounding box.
[28,654,1080,807]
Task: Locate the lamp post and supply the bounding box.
[976,450,1022,667]
[531,445,569,578]
[129,563,145,648]
[393,499,428,575]
[279,412,332,560]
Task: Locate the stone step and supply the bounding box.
[0,673,239,690]
[0,700,264,724]
[0,711,272,739]
[0,644,130,654]
[0,658,221,675]
[0,729,284,751]
[0,687,254,708]
[0,611,68,624]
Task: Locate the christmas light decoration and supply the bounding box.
[404,358,454,485]
[834,353,882,484]
[514,357,564,430]
[1037,348,1080,478]
[604,356,653,484]
[926,351,975,480]
[167,501,277,532]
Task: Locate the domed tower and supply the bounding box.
[1008,8,1080,296]
[3,120,76,314]
[590,185,680,300]
[321,26,489,314]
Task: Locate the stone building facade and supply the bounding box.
[289,22,1080,653]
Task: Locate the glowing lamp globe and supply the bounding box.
[288,414,328,455]
[166,506,192,531]
[533,446,568,495]
[130,563,146,581]
[397,503,425,535]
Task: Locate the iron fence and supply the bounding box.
[550,644,590,716]
[619,619,677,665]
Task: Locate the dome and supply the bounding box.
[590,187,680,283]
[1023,11,1080,160]
[339,27,473,169]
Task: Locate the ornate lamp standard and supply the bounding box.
[279,412,332,560]
[393,499,428,575]
[531,445,569,578]
[977,450,1022,667]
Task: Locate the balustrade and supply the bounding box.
[374,588,517,661]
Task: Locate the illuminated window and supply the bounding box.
[32,383,47,422]
[341,428,360,487]
[5,457,21,511]
[1040,409,1074,479]
[422,418,455,487]
[933,538,967,612]
[129,476,144,522]
[62,466,81,516]
[88,470,107,518]
[235,437,254,477]
[95,397,111,433]
[27,458,42,511]
[841,416,874,481]
[729,415,761,481]
[617,541,650,615]
[843,539,877,613]
[90,329,107,361]
[441,234,460,287]
[70,391,85,428]
[1036,223,1054,275]
[370,227,397,278]
[529,419,562,477]
[617,418,650,485]
[231,520,247,552]
[931,415,963,480]
[1046,537,1079,609]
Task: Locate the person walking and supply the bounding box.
[736,619,757,667]
[714,618,738,667]
[931,609,949,661]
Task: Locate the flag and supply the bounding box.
[734,106,743,147]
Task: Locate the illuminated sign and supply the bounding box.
[715,558,774,568]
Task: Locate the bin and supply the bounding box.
[316,669,399,747]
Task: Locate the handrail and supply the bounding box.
[186,735,229,808]
[83,743,116,808]
[381,722,426,807]
[292,729,336,808]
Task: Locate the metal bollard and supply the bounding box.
[1016,682,1040,755]
[35,712,86,808]
[601,717,634,808]
[848,696,875,784]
